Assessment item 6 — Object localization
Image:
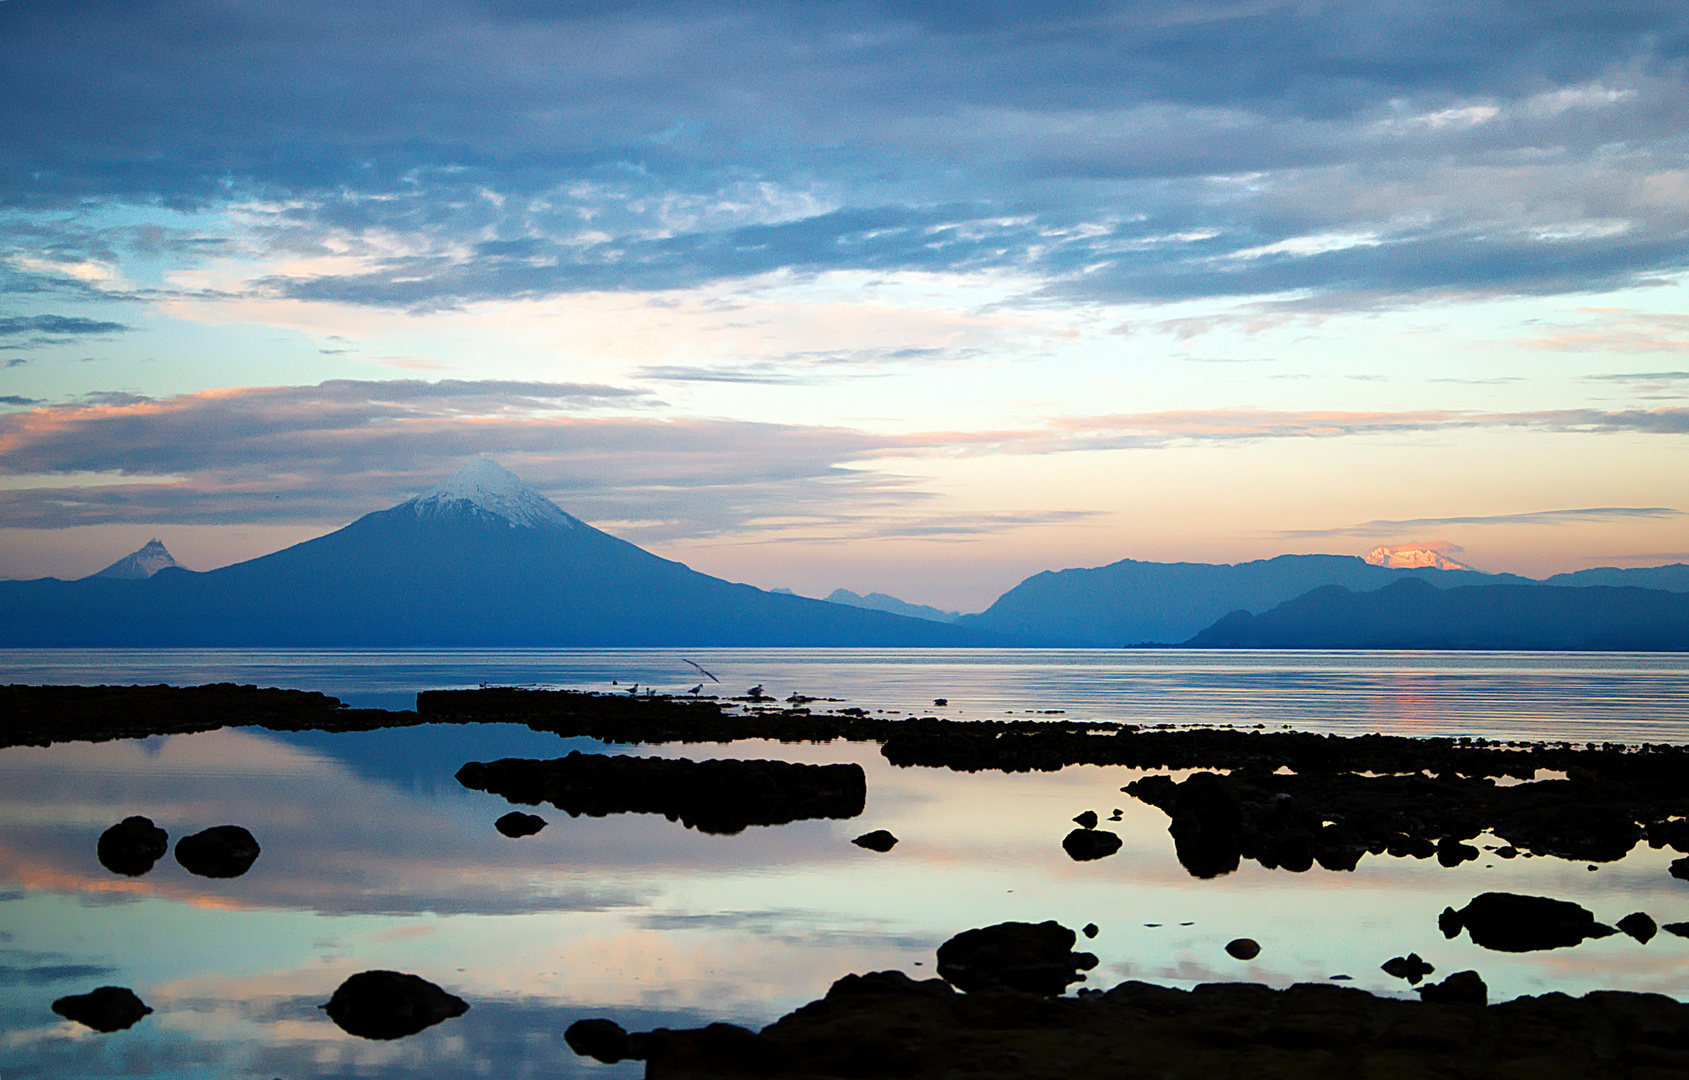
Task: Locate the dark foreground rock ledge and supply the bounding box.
[568,970,1689,1079]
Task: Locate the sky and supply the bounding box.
[1,0,1686,610]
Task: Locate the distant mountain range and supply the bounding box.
[1188,577,1689,651]
[5,460,1685,650]
[0,460,1006,648]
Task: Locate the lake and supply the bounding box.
[5,648,1689,1078]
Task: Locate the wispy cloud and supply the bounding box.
[1275,507,1683,540]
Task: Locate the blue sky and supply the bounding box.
[2,0,1686,607]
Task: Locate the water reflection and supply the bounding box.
[3,721,1689,1078]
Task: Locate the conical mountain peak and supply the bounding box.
[401,458,578,530]
[88,538,184,579]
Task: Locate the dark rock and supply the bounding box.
[1662,921,1689,938]
[936,921,1097,995]
[1082,923,1099,939]
[1225,938,1260,960]
[1617,912,1657,944]
[1454,892,1608,952]
[1126,771,1245,879]
[51,986,152,1032]
[1671,856,1689,881]
[323,970,468,1040]
[1439,906,1463,939]
[1435,836,1480,867]
[1381,953,1435,985]
[1073,810,1098,829]
[456,752,866,835]
[173,825,260,878]
[1645,818,1689,852]
[494,811,546,837]
[933,698,947,706]
[565,1018,639,1063]
[1061,827,1122,861]
[1416,970,1486,1006]
[96,816,168,877]
[853,829,898,852]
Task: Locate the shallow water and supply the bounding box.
[4,650,1689,1078]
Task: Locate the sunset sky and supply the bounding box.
[2,1,1686,609]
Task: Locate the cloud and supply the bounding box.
[0,396,41,407]
[1,1,1686,314]
[1275,506,1683,540]
[0,315,131,347]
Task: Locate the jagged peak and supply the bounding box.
[1364,544,1479,572]
[401,458,578,530]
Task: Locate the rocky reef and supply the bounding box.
[455,751,867,834]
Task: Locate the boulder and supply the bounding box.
[494,811,546,837]
[1670,856,1689,881]
[1452,892,1612,952]
[1381,953,1434,984]
[1416,970,1486,1006]
[96,816,168,877]
[852,829,898,852]
[174,825,260,878]
[1225,938,1260,960]
[1073,810,1099,829]
[1617,912,1657,944]
[1061,828,1122,861]
[936,921,1098,995]
[566,1018,639,1063]
[323,970,468,1040]
[51,986,152,1032]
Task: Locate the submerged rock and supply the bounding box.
[96,816,168,877]
[174,825,260,878]
[323,970,468,1040]
[494,811,546,837]
[935,921,1098,995]
[51,986,152,1032]
[1451,892,1613,952]
[1061,827,1122,861]
[852,829,898,852]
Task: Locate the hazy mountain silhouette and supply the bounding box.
[824,589,959,623]
[955,554,1532,646]
[0,460,1010,647]
[1185,577,1689,651]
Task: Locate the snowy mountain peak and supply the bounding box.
[1364,545,1479,572]
[402,458,578,530]
[89,538,184,579]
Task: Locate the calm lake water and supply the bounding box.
[4,648,1689,1079]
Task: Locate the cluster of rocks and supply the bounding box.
[567,925,1689,1078]
[455,751,867,835]
[96,816,261,879]
[1124,766,1689,877]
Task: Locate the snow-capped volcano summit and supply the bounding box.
[87,538,183,579]
[400,458,578,530]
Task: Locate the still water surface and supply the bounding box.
[3,649,1689,1078]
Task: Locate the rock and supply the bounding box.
[1439,906,1463,938]
[173,825,261,878]
[1617,912,1657,944]
[566,1018,638,1063]
[936,921,1098,995]
[1073,810,1099,829]
[1381,953,1434,984]
[51,986,152,1032]
[1416,969,1486,1006]
[1061,827,1122,861]
[322,970,469,1040]
[1125,771,1245,879]
[1671,856,1689,881]
[96,816,169,876]
[933,698,947,707]
[1453,892,1610,952]
[1082,923,1099,939]
[1662,921,1689,939]
[1435,835,1480,867]
[494,811,546,837]
[853,829,898,852]
[1225,938,1260,960]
